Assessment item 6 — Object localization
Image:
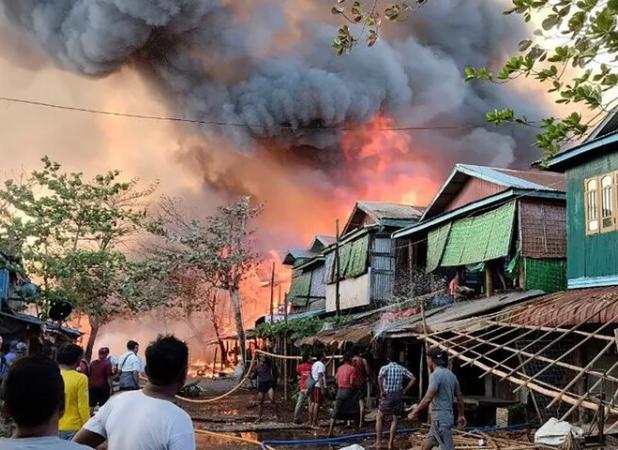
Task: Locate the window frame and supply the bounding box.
[584,172,618,235]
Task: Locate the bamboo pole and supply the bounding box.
[546,338,617,409]
[335,219,341,317]
[270,262,275,324]
[422,334,618,415]
[560,358,618,421]
[444,328,614,382]
[420,329,563,394]
[212,346,218,379]
[505,306,618,384]
[513,313,618,392]
[473,300,611,375]
[488,320,614,342]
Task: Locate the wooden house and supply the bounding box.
[322,201,424,313]
[283,235,335,313]
[545,116,618,288]
[393,164,567,295]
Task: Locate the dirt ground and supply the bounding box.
[183,378,535,450]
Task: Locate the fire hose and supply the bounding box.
[194,429,276,450]
[175,349,341,404]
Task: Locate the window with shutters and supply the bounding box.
[585,173,618,235]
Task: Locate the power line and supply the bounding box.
[0,95,476,132]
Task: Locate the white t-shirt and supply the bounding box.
[117,351,143,373]
[311,361,326,388]
[0,436,90,449]
[84,390,195,450]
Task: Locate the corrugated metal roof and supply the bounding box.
[501,287,618,326]
[297,323,372,347]
[282,248,318,265]
[0,311,82,337]
[357,201,424,221]
[384,290,544,336]
[422,164,565,221]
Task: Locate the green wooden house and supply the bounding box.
[546,116,618,288]
[393,164,567,295]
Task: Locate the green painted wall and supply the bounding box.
[566,150,618,281]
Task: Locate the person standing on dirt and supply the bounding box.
[374,349,416,450]
[352,346,370,426]
[328,352,359,437]
[58,344,90,441]
[89,347,114,409]
[117,340,142,391]
[309,351,327,428]
[74,335,195,450]
[252,354,279,422]
[408,347,465,450]
[293,353,313,424]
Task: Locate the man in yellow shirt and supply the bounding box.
[57,343,90,440]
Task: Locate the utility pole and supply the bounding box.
[335,219,341,317]
[270,261,275,324]
[283,273,289,401]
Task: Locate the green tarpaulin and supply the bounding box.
[288,271,311,307]
[328,233,370,282]
[439,201,516,268]
[426,223,451,273]
[347,234,369,278]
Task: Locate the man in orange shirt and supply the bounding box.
[328,353,359,437]
[58,344,90,440]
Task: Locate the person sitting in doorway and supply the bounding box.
[0,355,90,449]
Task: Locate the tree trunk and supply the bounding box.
[212,320,228,367]
[229,286,246,366]
[85,315,100,362]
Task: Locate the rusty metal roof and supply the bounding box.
[501,286,618,326]
[297,323,372,347]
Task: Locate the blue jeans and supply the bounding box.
[58,431,76,440]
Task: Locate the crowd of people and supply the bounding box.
[0,335,196,450]
[252,345,465,450]
[1,332,464,450]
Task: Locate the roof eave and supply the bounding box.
[546,131,618,171]
[392,188,565,239]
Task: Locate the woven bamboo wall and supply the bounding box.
[519,198,567,259]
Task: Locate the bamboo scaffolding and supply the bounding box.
[488,320,614,343]
[462,298,610,369]
[422,329,567,394]
[422,334,618,415]
[546,338,617,409]
[513,313,618,392]
[480,301,612,380]
[444,328,614,383]
[560,358,618,420]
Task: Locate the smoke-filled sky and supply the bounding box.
[0,0,554,259]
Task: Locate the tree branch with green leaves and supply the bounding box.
[466,0,618,158]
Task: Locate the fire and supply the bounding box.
[339,114,440,208]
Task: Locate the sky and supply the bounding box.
[0,0,564,354]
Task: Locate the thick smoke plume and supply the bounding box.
[1,0,540,170]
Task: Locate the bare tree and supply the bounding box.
[147,196,262,366]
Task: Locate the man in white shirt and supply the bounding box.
[74,335,195,450]
[116,340,142,391]
[309,351,327,427]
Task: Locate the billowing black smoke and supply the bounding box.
[0,0,541,169]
